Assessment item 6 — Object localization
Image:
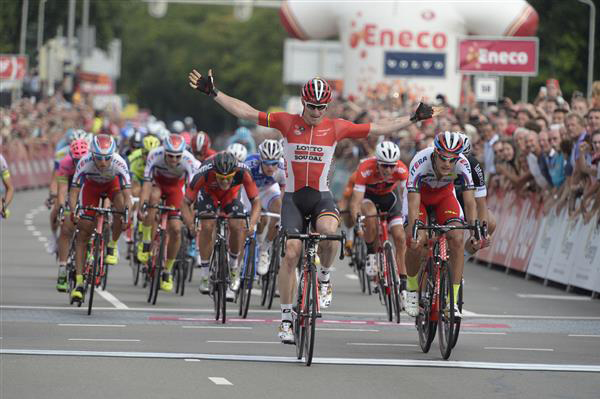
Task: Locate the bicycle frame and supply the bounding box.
[146,200,176,305]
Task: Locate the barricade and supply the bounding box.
[2,146,54,190]
[474,189,600,295]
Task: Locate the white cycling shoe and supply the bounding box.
[404,291,419,317]
[365,254,377,277]
[257,249,270,275]
[278,321,294,344]
[319,280,333,308]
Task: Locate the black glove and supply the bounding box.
[410,102,433,122]
[195,73,218,97]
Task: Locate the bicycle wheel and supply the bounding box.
[416,258,437,353]
[266,236,281,309]
[239,238,256,318]
[378,252,392,321]
[451,280,463,349]
[218,243,227,324]
[438,261,455,360]
[304,264,318,366]
[151,230,165,305]
[174,262,182,294]
[87,234,101,315]
[384,242,401,324]
[294,267,307,360]
[210,244,221,321]
[355,237,367,294]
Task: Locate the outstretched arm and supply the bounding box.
[189,69,261,123]
[369,103,444,136]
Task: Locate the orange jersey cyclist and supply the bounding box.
[188,68,440,343]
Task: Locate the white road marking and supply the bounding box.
[32,231,41,236]
[517,294,590,301]
[38,237,47,242]
[461,332,507,335]
[207,340,280,345]
[568,334,600,338]
[182,326,252,330]
[209,377,233,386]
[58,324,127,328]
[26,225,35,231]
[4,349,599,372]
[96,288,129,309]
[24,220,32,225]
[484,347,554,352]
[184,359,201,362]
[316,328,379,332]
[345,273,359,281]
[461,309,478,316]
[347,343,417,347]
[68,339,140,342]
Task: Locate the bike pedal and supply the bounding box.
[282,340,296,345]
[316,312,322,318]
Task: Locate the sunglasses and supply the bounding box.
[262,159,279,166]
[378,163,396,169]
[93,154,112,161]
[305,103,327,111]
[216,171,236,180]
[437,153,459,163]
[166,153,182,160]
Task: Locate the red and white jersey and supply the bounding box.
[354,157,408,195]
[73,153,131,188]
[406,147,474,193]
[258,111,370,192]
[144,147,200,184]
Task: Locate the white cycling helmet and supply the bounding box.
[171,120,185,133]
[227,143,248,162]
[157,127,170,144]
[375,141,401,164]
[460,133,472,156]
[258,139,283,160]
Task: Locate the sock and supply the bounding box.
[76,274,83,286]
[51,229,58,240]
[366,241,376,254]
[228,251,238,270]
[142,224,152,242]
[281,304,293,322]
[108,240,117,248]
[318,267,330,283]
[165,258,175,273]
[200,261,209,277]
[453,284,461,306]
[58,263,66,275]
[407,275,418,291]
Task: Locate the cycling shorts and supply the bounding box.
[81,177,121,219]
[281,187,339,234]
[416,184,463,225]
[154,174,184,218]
[195,188,245,216]
[364,191,404,227]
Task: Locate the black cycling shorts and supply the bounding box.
[364,191,403,221]
[281,187,339,234]
[195,189,245,216]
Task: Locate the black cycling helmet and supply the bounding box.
[129,130,144,149]
[213,151,237,175]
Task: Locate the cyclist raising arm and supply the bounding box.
[189,68,439,343]
[1,154,14,218]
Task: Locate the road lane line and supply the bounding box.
[4,349,598,372]
[209,377,233,386]
[182,326,252,330]
[517,294,590,301]
[184,359,201,362]
[568,334,600,337]
[345,274,359,280]
[461,332,507,335]
[347,343,417,347]
[96,289,129,309]
[59,324,127,327]
[484,347,554,352]
[26,226,35,231]
[207,340,280,344]
[38,237,47,242]
[68,339,140,342]
[316,328,379,332]
[32,231,41,236]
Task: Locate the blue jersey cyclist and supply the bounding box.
[241,139,286,275]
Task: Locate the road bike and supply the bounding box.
[257,212,282,309]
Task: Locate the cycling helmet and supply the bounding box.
[171,120,185,133]
[64,128,76,143]
[259,139,283,160]
[227,143,248,162]
[301,78,332,105]
[433,131,464,156]
[192,131,211,154]
[129,130,144,150]
[143,135,160,153]
[84,133,94,144]
[181,132,192,149]
[214,151,238,175]
[71,129,87,141]
[69,139,89,160]
[164,134,186,154]
[91,134,116,157]
[460,133,472,156]
[375,141,401,164]
[156,127,170,144]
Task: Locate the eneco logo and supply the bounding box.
[465,46,529,68]
[349,23,447,50]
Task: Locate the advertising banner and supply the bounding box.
[545,209,578,285]
[505,194,542,272]
[0,55,28,81]
[77,72,115,95]
[458,37,538,75]
[569,221,600,291]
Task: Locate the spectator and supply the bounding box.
[481,121,499,176]
[545,127,567,187]
[525,130,550,189]
[571,95,588,117]
[587,108,600,134]
[565,112,589,175]
[552,108,568,125]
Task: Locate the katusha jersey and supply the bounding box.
[244,154,286,191]
[258,111,370,192]
[143,147,200,184]
[72,153,131,188]
[406,147,474,193]
[354,157,408,195]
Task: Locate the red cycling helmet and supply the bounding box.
[70,139,89,160]
[433,131,464,157]
[164,134,186,154]
[301,78,332,105]
[191,131,211,155]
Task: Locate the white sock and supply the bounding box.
[281,304,293,322]
[318,268,330,283]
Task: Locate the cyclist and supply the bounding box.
[1,153,14,218]
[137,134,200,292]
[404,131,480,319]
[227,142,248,163]
[68,135,132,302]
[190,131,216,162]
[55,139,89,291]
[454,134,495,254]
[181,151,261,299]
[121,128,144,158]
[242,139,286,275]
[189,69,438,343]
[227,126,257,154]
[349,141,409,293]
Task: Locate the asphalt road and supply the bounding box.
[1,190,599,399]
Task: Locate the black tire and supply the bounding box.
[438,261,455,360]
[377,252,392,321]
[384,242,401,324]
[87,235,101,316]
[355,238,368,294]
[416,258,437,353]
[304,265,318,366]
[295,268,306,360]
[218,243,227,324]
[149,231,165,305]
[174,262,181,294]
[101,251,109,291]
[451,280,463,349]
[266,242,281,309]
[239,238,256,318]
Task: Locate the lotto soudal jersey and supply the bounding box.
[72,153,131,188]
[406,147,474,193]
[258,112,370,192]
[244,154,286,190]
[354,157,409,195]
[143,147,200,183]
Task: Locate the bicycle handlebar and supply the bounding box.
[195,212,250,229]
[412,219,481,241]
[281,231,346,261]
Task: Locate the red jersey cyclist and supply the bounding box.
[404,131,480,318]
[137,134,200,292]
[69,135,132,302]
[349,141,409,292]
[181,152,261,299]
[190,131,217,162]
[188,68,439,343]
